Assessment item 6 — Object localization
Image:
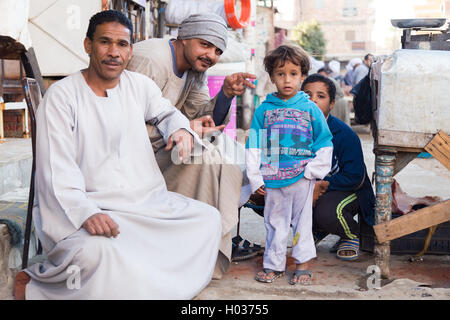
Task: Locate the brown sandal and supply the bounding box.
[289,269,312,285]
[255,268,285,283]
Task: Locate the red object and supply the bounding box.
[391,179,442,215]
[224,0,251,29]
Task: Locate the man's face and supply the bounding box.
[182,38,223,73]
[365,55,373,67]
[84,21,132,81]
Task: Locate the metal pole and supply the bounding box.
[239,0,257,131]
[374,149,396,279]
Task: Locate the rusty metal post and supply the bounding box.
[374,150,396,279]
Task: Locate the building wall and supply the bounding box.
[255,6,275,75]
[414,0,446,17]
[273,0,449,62]
[2,111,24,138]
[298,0,376,61]
[273,0,301,30]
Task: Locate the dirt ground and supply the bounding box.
[1,126,449,301]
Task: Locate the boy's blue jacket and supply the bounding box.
[246,91,333,189]
[325,115,376,225]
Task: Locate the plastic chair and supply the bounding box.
[21,77,42,269]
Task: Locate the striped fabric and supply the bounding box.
[336,193,358,239]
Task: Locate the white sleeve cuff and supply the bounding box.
[245,148,265,193]
[304,146,333,180]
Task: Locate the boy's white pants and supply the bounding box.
[263,178,316,272]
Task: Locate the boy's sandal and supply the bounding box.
[336,238,360,261]
[232,236,264,262]
[289,269,313,285]
[255,268,285,283]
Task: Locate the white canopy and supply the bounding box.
[0,0,32,49]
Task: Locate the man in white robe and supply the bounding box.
[126,13,259,278]
[14,10,221,300]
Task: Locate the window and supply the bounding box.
[343,0,357,17]
[345,30,355,41]
[315,0,325,9]
[352,41,366,51]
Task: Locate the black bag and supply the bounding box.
[350,73,373,125]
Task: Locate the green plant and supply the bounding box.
[293,20,326,60]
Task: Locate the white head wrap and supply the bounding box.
[178,13,228,52]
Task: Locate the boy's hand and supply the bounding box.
[312,180,329,207]
[255,185,266,196]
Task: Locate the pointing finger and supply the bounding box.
[238,72,257,80]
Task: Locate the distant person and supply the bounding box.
[301,74,375,262]
[246,45,333,285]
[317,67,350,126]
[328,59,343,82]
[317,67,332,77]
[343,58,362,87]
[352,53,373,86]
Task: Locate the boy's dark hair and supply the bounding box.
[264,45,310,76]
[301,73,336,103]
[86,10,134,43]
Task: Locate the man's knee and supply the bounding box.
[71,235,113,269]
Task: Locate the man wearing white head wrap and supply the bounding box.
[352,53,373,86]
[177,13,228,53]
[344,58,362,86]
[127,13,258,279]
[328,59,341,79]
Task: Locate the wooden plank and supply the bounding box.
[425,130,450,170]
[377,129,434,149]
[374,199,450,243]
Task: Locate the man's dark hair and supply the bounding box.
[86,10,134,43]
[317,67,332,75]
[264,45,310,77]
[364,53,373,61]
[301,73,337,103]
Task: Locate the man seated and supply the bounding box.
[14,10,222,300]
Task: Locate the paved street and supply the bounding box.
[196,125,450,300]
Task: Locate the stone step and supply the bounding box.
[0,224,15,300]
[0,138,32,197]
[0,187,30,203]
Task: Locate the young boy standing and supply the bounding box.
[246,45,333,285]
